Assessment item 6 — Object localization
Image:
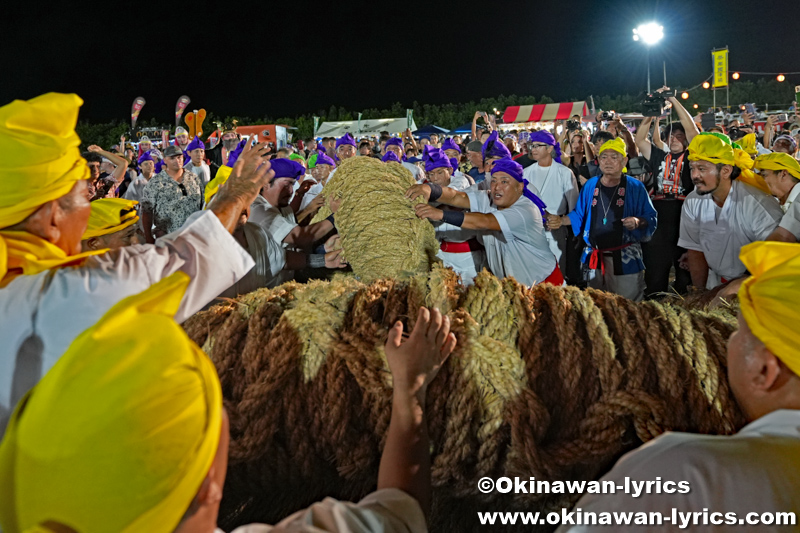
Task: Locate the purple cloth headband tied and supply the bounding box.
[490,158,548,218]
[528,130,562,163]
[481,131,512,161]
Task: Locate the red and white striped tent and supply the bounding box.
[502,101,589,124]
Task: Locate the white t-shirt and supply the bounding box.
[216,223,286,300]
[291,175,320,211]
[249,195,299,286]
[250,195,299,245]
[403,161,424,182]
[122,174,149,203]
[779,181,800,240]
[522,162,579,216]
[466,190,556,286]
[557,409,800,533]
[0,211,254,432]
[185,161,211,189]
[217,489,426,533]
[678,180,783,287]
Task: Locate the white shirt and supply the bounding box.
[292,175,320,211]
[249,195,299,285]
[557,409,800,533]
[779,181,800,240]
[122,173,150,203]
[447,173,471,191]
[678,180,783,287]
[0,210,254,431]
[522,162,579,216]
[466,190,557,286]
[185,161,212,189]
[216,222,286,301]
[403,161,424,182]
[250,195,299,244]
[217,489,426,533]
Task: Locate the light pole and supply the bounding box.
[633,22,664,94]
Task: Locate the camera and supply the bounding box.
[727,126,746,142]
[567,120,581,131]
[641,89,676,117]
[598,111,616,121]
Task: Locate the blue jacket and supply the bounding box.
[568,175,658,274]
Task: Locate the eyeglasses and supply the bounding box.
[529,143,549,149]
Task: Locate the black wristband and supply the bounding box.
[308,253,326,268]
[326,214,335,226]
[428,183,443,202]
[441,210,465,227]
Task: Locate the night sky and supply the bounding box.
[2,0,798,123]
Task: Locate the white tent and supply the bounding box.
[316,117,417,139]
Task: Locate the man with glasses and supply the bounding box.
[523,131,579,283]
[548,138,657,301]
[140,145,203,243]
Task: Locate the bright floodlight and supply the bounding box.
[632,23,664,46]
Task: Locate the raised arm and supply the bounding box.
[635,117,654,160]
[87,145,129,186]
[668,96,700,143]
[379,307,456,518]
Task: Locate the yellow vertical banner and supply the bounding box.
[712,48,728,88]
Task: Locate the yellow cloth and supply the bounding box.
[204,164,232,205]
[740,133,758,156]
[0,272,223,533]
[82,198,140,239]
[598,138,628,173]
[755,151,800,181]
[738,242,800,377]
[0,93,90,229]
[687,133,771,195]
[0,231,106,288]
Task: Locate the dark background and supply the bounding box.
[2,0,798,122]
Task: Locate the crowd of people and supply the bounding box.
[0,91,799,532]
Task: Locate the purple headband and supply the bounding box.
[441,138,462,153]
[137,152,154,164]
[384,137,403,149]
[335,133,357,149]
[314,149,336,167]
[186,135,205,152]
[270,158,306,180]
[423,148,453,173]
[481,131,512,161]
[528,130,563,164]
[382,151,401,163]
[225,140,247,168]
[490,158,548,219]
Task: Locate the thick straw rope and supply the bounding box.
[185,268,743,532]
[310,156,440,281]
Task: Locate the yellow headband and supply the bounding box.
[739,242,800,377]
[598,137,627,158]
[204,165,232,206]
[739,133,758,156]
[687,133,771,195]
[82,198,139,239]
[598,138,628,172]
[754,151,800,181]
[0,93,90,229]
[0,273,222,533]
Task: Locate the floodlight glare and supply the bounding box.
[632,23,664,46]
